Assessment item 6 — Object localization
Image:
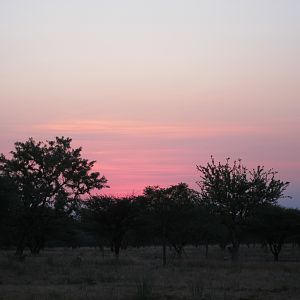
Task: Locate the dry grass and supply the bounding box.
[0,245,299,300]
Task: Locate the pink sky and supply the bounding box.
[0,1,299,206]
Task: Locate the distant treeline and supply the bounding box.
[0,137,300,263]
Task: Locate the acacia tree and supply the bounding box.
[164,183,200,258]
[250,205,300,261]
[197,157,289,261]
[143,183,199,265]
[83,196,136,259]
[0,137,107,255]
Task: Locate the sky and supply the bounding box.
[0,0,299,206]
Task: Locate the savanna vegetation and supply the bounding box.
[0,137,300,300]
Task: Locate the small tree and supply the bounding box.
[142,186,169,265]
[84,196,136,259]
[197,157,289,261]
[250,205,300,261]
[0,137,107,255]
[143,183,199,265]
[164,183,199,258]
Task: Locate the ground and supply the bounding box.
[0,245,299,300]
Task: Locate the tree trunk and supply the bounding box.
[269,242,281,262]
[30,244,41,255]
[162,244,166,266]
[173,244,184,259]
[15,243,25,257]
[162,226,167,266]
[273,252,279,261]
[114,239,121,260]
[229,230,240,262]
[114,246,120,260]
[29,237,44,255]
[15,235,26,257]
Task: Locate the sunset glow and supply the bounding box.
[0,0,299,206]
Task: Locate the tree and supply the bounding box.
[163,183,200,258]
[83,196,136,259]
[250,205,300,261]
[0,137,107,255]
[0,175,20,248]
[196,157,289,261]
[143,183,199,265]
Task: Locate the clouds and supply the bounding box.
[0,1,299,204]
[11,118,294,199]
[34,119,268,137]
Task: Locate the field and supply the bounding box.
[0,245,300,300]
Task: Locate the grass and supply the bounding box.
[134,276,153,300]
[0,245,299,299]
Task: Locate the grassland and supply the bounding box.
[0,245,299,300]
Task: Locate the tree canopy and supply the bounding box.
[0,139,297,264]
[0,136,108,254]
[196,157,290,261]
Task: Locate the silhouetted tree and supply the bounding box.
[197,157,289,261]
[250,205,300,261]
[83,196,136,259]
[193,204,229,258]
[143,183,199,264]
[0,175,21,247]
[142,185,171,265]
[0,137,107,255]
[164,183,199,258]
